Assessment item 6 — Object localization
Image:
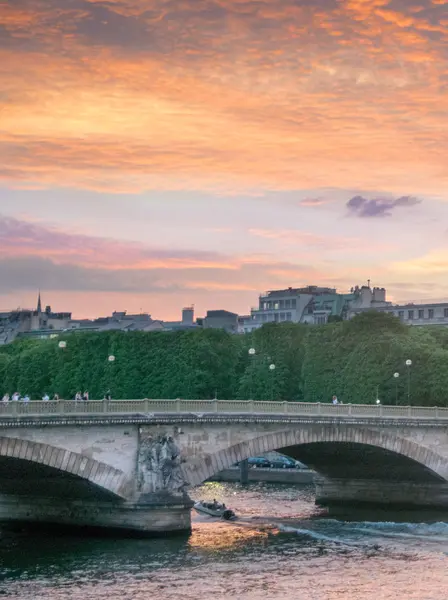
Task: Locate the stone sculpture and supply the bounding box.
[138,431,187,496]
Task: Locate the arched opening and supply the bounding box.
[0,437,129,500]
[184,426,448,489]
[276,442,445,483]
[0,456,123,501]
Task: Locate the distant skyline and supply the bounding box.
[1,0,447,319]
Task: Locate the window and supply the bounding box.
[418,309,424,319]
[274,302,279,310]
[286,312,292,321]
[280,312,286,321]
[274,313,279,322]
[398,311,404,320]
[291,299,297,308]
[408,310,414,320]
[285,299,291,309]
[444,308,448,318]
[428,309,434,319]
[279,300,284,309]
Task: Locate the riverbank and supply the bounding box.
[207,467,315,484]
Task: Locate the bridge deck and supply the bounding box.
[0,399,447,420]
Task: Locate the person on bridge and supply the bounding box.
[2,394,9,403]
[22,394,30,403]
[332,395,339,405]
[42,393,49,402]
[12,392,20,402]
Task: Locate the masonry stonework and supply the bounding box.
[0,414,447,534]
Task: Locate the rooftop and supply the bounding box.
[261,286,337,298]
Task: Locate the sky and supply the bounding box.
[1,0,447,319]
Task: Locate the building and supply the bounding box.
[351,300,448,326]
[68,310,164,334]
[240,283,390,333]
[161,306,198,331]
[240,285,352,333]
[0,293,72,344]
[203,310,239,333]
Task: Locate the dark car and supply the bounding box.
[268,455,298,469]
[248,457,271,468]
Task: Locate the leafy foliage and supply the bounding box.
[1,313,448,405]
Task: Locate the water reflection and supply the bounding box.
[1,483,448,600]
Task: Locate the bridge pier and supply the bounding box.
[315,476,448,511]
[239,459,249,485]
[0,493,193,536]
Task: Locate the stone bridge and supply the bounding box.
[0,399,448,535]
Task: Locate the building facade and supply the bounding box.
[351,301,448,326]
[203,310,239,333]
[240,284,390,333]
[0,294,72,345]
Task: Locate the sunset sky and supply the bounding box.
[1,0,447,319]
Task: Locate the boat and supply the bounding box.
[193,500,237,520]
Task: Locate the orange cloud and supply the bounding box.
[0,0,446,196]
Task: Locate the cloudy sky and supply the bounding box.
[1,0,447,319]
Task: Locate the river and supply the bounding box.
[1,483,447,599]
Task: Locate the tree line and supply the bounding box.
[1,311,448,406]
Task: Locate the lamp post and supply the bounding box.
[57,340,67,399]
[248,348,255,399]
[375,385,380,405]
[405,359,412,404]
[393,372,400,404]
[269,363,276,400]
[107,355,115,400]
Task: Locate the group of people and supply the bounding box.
[2,392,60,403]
[1,391,112,402]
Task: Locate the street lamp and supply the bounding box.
[106,355,116,401]
[269,363,276,401]
[393,372,400,404]
[248,348,255,399]
[405,359,412,404]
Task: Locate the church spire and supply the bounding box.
[37,291,42,313]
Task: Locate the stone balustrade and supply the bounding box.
[0,399,447,419]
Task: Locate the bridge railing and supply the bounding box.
[0,399,448,419]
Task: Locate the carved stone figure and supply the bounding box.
[137,431,187,496]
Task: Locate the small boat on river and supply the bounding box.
[194,500,237,520]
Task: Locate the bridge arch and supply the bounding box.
[0,436,130,499]
[184,425,448,487]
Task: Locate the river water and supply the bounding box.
[1,483,448,599]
